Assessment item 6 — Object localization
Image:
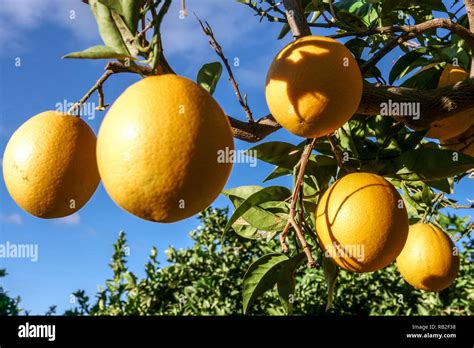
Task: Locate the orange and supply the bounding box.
[265,36,363,138]
[2,111,100,218]
[96,75,234,222]
[315,172,409,272]
[441,126,474,157]
[396,223,459,292]
[425,64,473,140]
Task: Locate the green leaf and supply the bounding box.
[197,62,223,95]
[277,23,291,40]
[389,51,424,84]
[222,185,263,201]
[425,178,453,194]
[97,0,144,33]
[338,123,359,156]
[228,195,288,234]
[345,38,369,58]
[110,10,138,56]
[63,45,135,60]
[89,0,130,55]
[421,183,434,206]
[417,304,430,315]
[398,130,426,152]
[401,63,443,90]
[243,253,289,314]
[384,148,474,181]
[224,186,292,236]
[336,10,369,31]
[401,182,423,216]
[322,255,339,311]
[246,142,301,169]
[231,223,260,239]
[277,253,305,315]
[264,166,292,182]
[306,156,337,191]
[223,186,288,236]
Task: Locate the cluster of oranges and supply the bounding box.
[3,36,464,292]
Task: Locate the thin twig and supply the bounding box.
[312,0,333,26]
[421,192,443,223]
[67,62,153,116]
[328,134,344,168]
[328,0,337,22]
[67,69,114,116]
[182,0,187,17]
[243,0,331,27]
[196,16,254,122]
[138,19,154,40]
[96,85,109,110]
[280,138,317,268]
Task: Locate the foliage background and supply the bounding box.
[3,208,470,316]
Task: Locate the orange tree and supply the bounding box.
[60,208,472,315]
[3,0,474,315]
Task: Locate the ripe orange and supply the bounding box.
[2,111,100,218]
[396,223,459,292]
[96,74,234,222]
[315,172,409,272]
[441,126,474,157]
[425,64,473,140]
[265,36,363,138]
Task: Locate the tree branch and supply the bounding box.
[228,79,474,142]
[358,80,474,130]
[361,18,474,74]
[72,61,474,141]
[282,0,311,37]
[331,18,474,44]
[466,0,474,77]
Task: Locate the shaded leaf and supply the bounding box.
[277,253,305,315]
[97,0,145,33]
[322,255,339,311]
[89,0,129,54]
[246,142,301,169]
[243,253,289,314]
[425,178,453,194]
[224,186,292,236]
[277,23,291,40]
[63,45,135,60]
[384,148,474,181]
[197,62,223,95]
[389,51,424,84]
[264,166,292,182]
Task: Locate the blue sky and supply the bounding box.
[0,0,472,314]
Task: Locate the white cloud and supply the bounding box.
[161,1,264,64]
[54,213,80,226]
[0,0,99,53]
[0,0,266,67]
[0,213,23,225]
